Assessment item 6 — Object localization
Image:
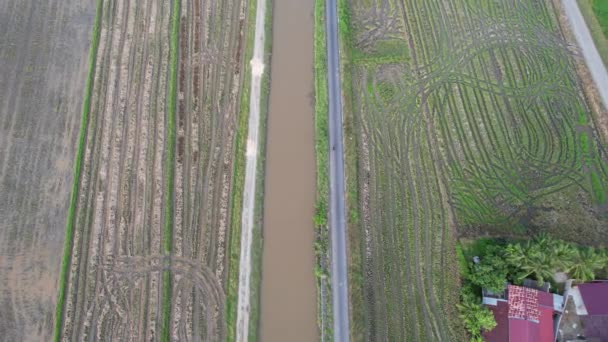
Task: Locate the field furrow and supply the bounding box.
[52,0,251,340]
[342,0,608,340]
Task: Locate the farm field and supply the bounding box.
[338,0,608,340]
[53,0,252,340]
[0,0,96,340]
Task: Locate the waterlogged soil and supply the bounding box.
[260,0,318,340]
[0,0,96,340]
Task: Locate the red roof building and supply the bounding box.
[483,285,563,342]
[577,282,608,315]
[570,281,608,341]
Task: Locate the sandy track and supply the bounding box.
[235,0,267,340]
[56,0,249,340]
[236,0,266,341]
[0,0,96,340]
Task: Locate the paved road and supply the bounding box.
[563,0,608,109]
[325,0,350,340]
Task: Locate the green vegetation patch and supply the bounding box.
[338,0,608,340]
[313,0,333,340]
[593,0,608,37]
[53,0,104,340]
[458,235,608,340]
[352,39,410,65]
[160,0,181,340]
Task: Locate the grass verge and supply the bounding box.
[52,0,104,340]
[225,0,256,339]
[313,0,332,340]
[592,0,608,36]
[160,0,181,340]
[578,0,608,67]
[248,1,273,340]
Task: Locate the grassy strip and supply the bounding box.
[52,0,104,340]
[578,0,608,67]
[313,0,332,340]
[247,1,273,340]
[592,0,608,36]
[160,0,181,340]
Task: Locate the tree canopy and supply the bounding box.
[458,234,608,341]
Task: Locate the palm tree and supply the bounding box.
[568,248,606,282]
[533,232,554,250]
[551,241,577,271]
[505,241,553,283]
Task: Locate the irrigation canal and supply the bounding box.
[259,0,318,341]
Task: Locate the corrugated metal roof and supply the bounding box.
[484,300,510,342]
[485,285,556,342]
[508,318,540,342]
[578,282,608,316]
[508,285,541,322]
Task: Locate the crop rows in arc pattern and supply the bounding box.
[57,0,248,340]
[344,0,608,340]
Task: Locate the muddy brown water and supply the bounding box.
[260,0,318,340]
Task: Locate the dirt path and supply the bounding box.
[235,0,267,339]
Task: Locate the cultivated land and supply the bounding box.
[338,0,608,340]
[0,0,96,340]
[55,0,251,340]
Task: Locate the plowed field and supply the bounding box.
[339,0,608,340]
[0,0,96,340]
[52,0,251,340]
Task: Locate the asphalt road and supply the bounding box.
[325,0,350,340]
[563,0,608,109]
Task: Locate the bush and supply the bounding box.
[468,246,509,293]
[458,289,497,341]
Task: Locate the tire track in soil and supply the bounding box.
[171,0,245,340]
[54,0,250,339]
[59,0,171,339]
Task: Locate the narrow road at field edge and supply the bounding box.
[563,0,608,109]
[325,0,350,340]
[235,0,267,339]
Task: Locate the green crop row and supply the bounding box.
[160,0,181,340]
[52,0,104,340]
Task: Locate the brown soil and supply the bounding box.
[55,0,249,340]
[0,0,96,340]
